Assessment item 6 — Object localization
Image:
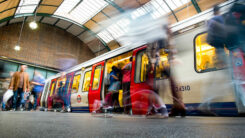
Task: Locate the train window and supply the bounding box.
[135,50,149,83]
[54,77,66,95]
[65,76,73,94]
[155,49,169,79]
[82,71,91,92]
[92,66,101,90]
[72,74,81,93]
[194,33,229,73]
[106,52,133,74]
[49,80,56,96]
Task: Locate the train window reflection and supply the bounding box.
[155,49,169,79]
[82,71,91,92]
[72,74,81,93]
[106,52,133,74]
[55,77,66,95]
[135,50,149,83]
[195,33,229,73]
[49,80,57,96]
[92,66,101,90]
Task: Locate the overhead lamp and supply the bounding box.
[29,21,38,30]
[14,45,21,51]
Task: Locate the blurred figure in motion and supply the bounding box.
[224,0,245,113]
[122,57,132,114]
[9,65,30,111]
[225,0,245,52]
[146,25,186,117]
[56,53,78,71]
[2,72,14,111]
[206,5,227,69]
[54,72,66,112]
[30,71,45,111]
[104,66,121,110]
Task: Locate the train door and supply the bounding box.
[88,61,105,112]
[130,46,154,115]
[71,68,92,112]
[47,79,57,109]
[40,81,50,108]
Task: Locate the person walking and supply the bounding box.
[30,71,45,111]
[9,65,30,111]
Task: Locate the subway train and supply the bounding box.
[40,0,243,116]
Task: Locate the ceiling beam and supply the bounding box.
[39,16,44,22]
[104,0,124,13]
[162,0,179,22]
[191,0,201,13]
[0,0,7,5]
[33,0,43,13]
[53,18,60,26]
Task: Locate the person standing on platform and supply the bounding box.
[30,71,45,111]
[9,65,30,111]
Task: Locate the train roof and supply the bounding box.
[47,0,235,80]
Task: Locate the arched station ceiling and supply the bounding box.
[0,0,227,55]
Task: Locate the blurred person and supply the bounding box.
[104,66,121,109]
[122,57,132,114]
[224,0,245,114]
[55,72,66,112]
[56,53,78,71]
[146,25,186,117]
[2,72,14,111]
[29,71,45,111]
[9,65,30,111]
[93,66,121,114]
[206,5,227,68]
[225,1,245,52]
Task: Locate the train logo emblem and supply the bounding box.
[77,95,81,103]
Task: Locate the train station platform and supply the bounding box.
[0,112,245,138]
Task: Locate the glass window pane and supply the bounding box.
[155,49,169,79]
[92,66,101,90]
[195,33,229,73]
[49,80,57,96]
[82,71,91,92]
[72,74,81,93]
[35,68,47,79]
[135,50,149,83]
[47,71,57,79]
[2,61,18,78]
[55,77,66,95]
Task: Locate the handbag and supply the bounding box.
[3,89,13,103]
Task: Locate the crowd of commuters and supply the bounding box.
[1,65,45,111]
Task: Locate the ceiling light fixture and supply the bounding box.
[14,45,21,51]
[29,21,38,30]
[29,2,39,30]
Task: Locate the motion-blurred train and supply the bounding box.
[40,1,244,116]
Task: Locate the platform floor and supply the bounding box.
[0,111,245,138]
